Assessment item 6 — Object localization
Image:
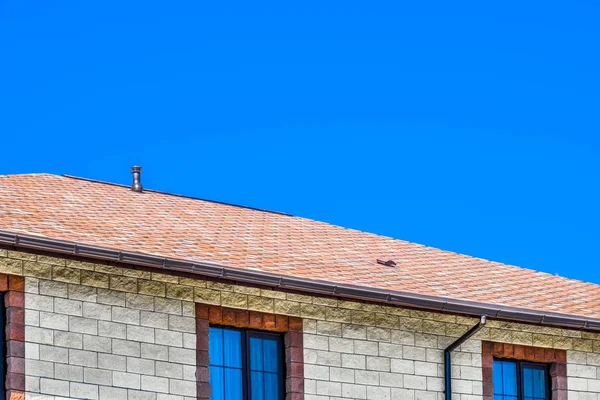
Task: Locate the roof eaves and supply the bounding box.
[1,229,598,332]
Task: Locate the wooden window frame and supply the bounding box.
[196,305,304,400]
[482,341,567,400]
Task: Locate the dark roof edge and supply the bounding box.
[1,229,599,331]
[61,175,293,216]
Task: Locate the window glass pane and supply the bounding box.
[493,360,517,398]
[264,372,279,400]
[493,360,504,394]
[209,327,224,366]
[210,327,243,400]
[533,368,546,398]
[250,371,265,400]
[249,337,264,371]
[523,365,546,400]
[523,367,533,398]
[209,366,225,400]
[263,338,279,373]
[249,335,282,400]
[533,369,548,399]
[223,329,242,368]
[224,367,243,400]
[502,362,517,396]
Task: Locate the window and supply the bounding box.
[209,326,284,400]
[493,360,548,400]
[196,305,304,400]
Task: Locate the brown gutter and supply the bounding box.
[0,230,598,331]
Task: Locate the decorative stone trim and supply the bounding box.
[196,304,304,400]
[0,274,25,400]
[482,341,567,400]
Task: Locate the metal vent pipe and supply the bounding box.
[131,166,143,192]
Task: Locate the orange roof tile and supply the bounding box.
[1,173,599,319]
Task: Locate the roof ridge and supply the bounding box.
[61,174,294,217]
[0,172,56,178]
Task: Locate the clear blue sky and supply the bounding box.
[1,1,599,283]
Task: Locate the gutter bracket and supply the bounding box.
[445,315,487,400]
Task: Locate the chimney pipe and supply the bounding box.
[131,166,143,192]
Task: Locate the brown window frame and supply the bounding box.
[482,341,567,400]
[0,274,25,400]
[195,305,304,400]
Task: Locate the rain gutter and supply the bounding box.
[0,230,599,332]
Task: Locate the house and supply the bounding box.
[0,169,599,400]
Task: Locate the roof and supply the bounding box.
[1,173,599,322]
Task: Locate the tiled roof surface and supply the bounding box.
[1,173,599,319]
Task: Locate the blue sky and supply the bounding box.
[1,1,599,283]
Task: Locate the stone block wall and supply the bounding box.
[1,247,600,399]
[302,317,479,400]
[2,250,198,400]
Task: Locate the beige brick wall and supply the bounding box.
[302,318,479,400]
[21,276,197,398]
[1,248,600,399]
